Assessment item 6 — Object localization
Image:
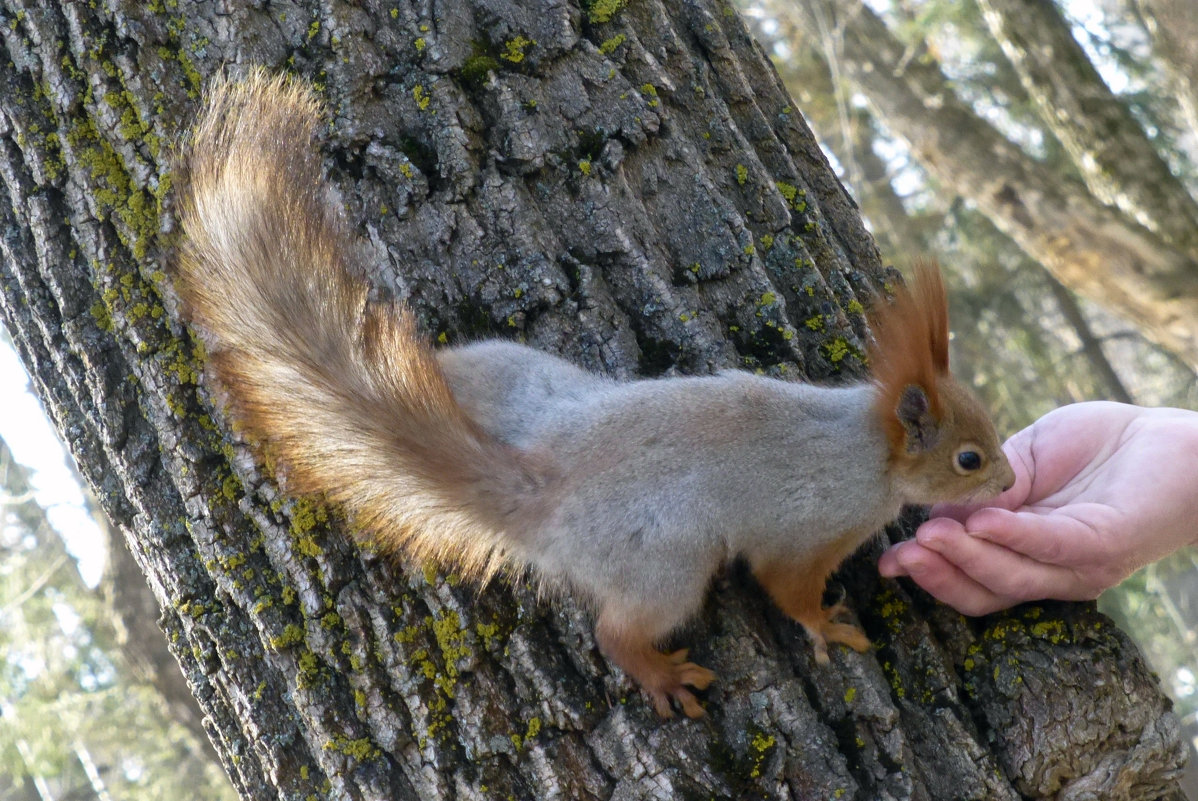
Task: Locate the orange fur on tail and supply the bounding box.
[175,70,550,582]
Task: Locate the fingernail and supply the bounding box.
[877,552,907,578]
[914,528,940,548]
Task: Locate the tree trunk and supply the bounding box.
[794,0,1198,375]
[976,0,1198,254]
[99,504,227,768]
[1134,0,1198,136]
[0,1,1185,799]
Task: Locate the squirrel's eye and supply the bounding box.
[956,451,982,472]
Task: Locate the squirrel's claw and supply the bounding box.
[647,653,715,718]
[804,602,871,664]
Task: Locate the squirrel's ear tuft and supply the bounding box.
[896,384,940,453]
[869,260,949,455]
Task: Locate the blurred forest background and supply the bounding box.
[3,0,1197,798]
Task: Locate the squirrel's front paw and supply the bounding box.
[805,602,871,664]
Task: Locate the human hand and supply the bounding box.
[878,402,1198,615]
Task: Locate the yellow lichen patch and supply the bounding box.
[586,0,627,24]
[874,588,908,633]
[822,338,852,364]
[430,610,472,679]
[501,35,534,63]
[881,659,905,698]
[475,621,506,650]
[748,730,776,778]
[774,181,808,213]
[394,623,422,645]
[297,650,321,686]
[222,553,247,570]
[90,299,114,332]
[413,84,430,111]
[322,734,381,763]
[598,33,626,54]
[1030,619,1067,645]
[270,623,305,650]
[511,717,542,752]
[221,470,242,501]
[289,499,329,558]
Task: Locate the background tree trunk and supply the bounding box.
[794,0,1198,374]
[0,428,229,797]
[0,1,1185,799]
[976,0,1198,251]
[1134,0,1198,135]
[754,0,1140,425]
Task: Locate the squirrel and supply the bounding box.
[174,70,1015,719]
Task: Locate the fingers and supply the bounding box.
[878,539,1014,616]
[960,506,1098,564]
[876,545,910,578]
[916,517,1100,607]
[878,515,1102,616]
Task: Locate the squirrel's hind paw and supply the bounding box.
[646,651,715,718]
[596,621,716,719]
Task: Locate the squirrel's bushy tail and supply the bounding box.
[176,70,547,580]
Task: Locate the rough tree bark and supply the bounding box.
[0,1,1186,800]
[99,503,227,768]
[795,0,1198,375]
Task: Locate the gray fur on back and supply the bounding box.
[438,341,900,638]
